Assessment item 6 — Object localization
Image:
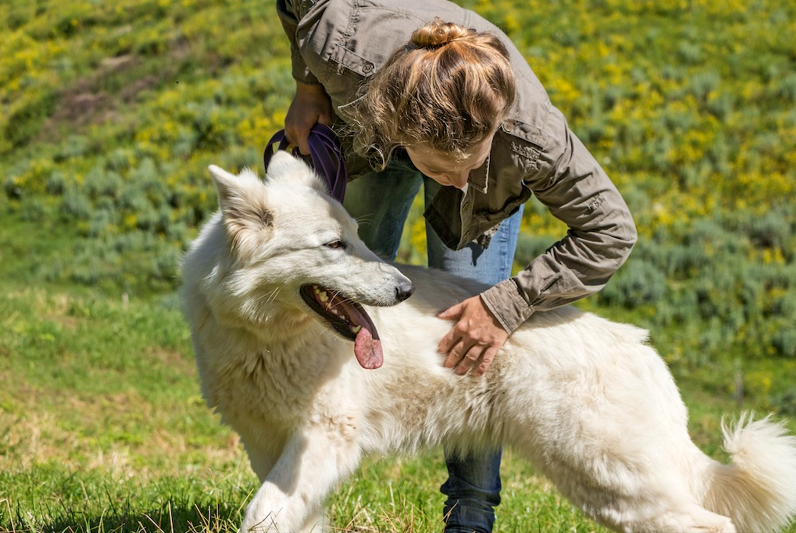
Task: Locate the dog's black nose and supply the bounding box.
[395,280,415,302]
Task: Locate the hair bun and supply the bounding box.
[411,18,473,48]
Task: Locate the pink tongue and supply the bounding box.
[354,327,383,369]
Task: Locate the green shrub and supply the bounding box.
[598,259,668,309]
[777,73,796,101]
[514,233,556,267]
[61,188,92,220]
[4,91,59,149]
[3,175,23,200]
[19,197,48,222]
[46,171,66,195]
[688,70,721,101]
[773,391,796,416]
[84,167,123,200]
[54,136,89,162]
[706,91,735,120]
[772,330,796,359]
[676,41,702,64]
[118,186,150,213]
[88,208,120,238]
[746,211,791,250]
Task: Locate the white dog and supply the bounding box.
[181,151,796,533]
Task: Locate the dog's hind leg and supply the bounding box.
[618,504,736,533]
[239,423,361,533]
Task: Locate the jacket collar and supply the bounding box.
[467,151,491,194]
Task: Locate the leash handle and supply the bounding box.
[263,124,347,203]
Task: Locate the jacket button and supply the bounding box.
[362,63,374,74]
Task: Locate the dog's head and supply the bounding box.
[203,151,414,369]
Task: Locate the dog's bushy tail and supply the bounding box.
[702,413,796,532]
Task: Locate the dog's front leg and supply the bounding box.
[239,424,361,533]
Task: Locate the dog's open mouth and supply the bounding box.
[299,284,383,369]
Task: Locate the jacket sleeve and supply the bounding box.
[276,0,320,85]
[480,104,638,333]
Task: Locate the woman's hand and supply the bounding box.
[285,82,334,154]
[437,295,509,377]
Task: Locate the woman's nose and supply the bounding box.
[447,172,469,189]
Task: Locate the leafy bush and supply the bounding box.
[514,233,556,268]
[598,259,667,309]
[61,188,92,220]
[84,167,123,200]
[18,197,49,222]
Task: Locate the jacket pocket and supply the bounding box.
[330,45,376,78]
[471,185,532,239]
[499,98,551,174]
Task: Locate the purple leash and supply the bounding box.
[263,124,347,203]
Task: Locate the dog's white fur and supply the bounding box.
[181,152,796,533]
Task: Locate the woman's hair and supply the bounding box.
[351,18,516,167]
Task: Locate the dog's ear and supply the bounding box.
[208,165,273,252]
[209,164,245,205]
[265,151,328,194]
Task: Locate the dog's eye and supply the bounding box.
[325,240,346,250]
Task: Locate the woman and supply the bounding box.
[276,1,638,531]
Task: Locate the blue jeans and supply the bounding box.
[343,157,523,533]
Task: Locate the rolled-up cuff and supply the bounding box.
[291,49,320,85]
[480,279,534,334]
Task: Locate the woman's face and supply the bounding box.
[405,134,494,190]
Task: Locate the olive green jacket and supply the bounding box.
[277,0,638,333]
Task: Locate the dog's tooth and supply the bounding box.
[351,325,361,334]
[320,291,328,302]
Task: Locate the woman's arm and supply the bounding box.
[481,104,638,334]
[275,1,334,154]
[276,0,319,86]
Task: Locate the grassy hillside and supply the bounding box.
[1,0,795,531]
[2,0,794,364]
